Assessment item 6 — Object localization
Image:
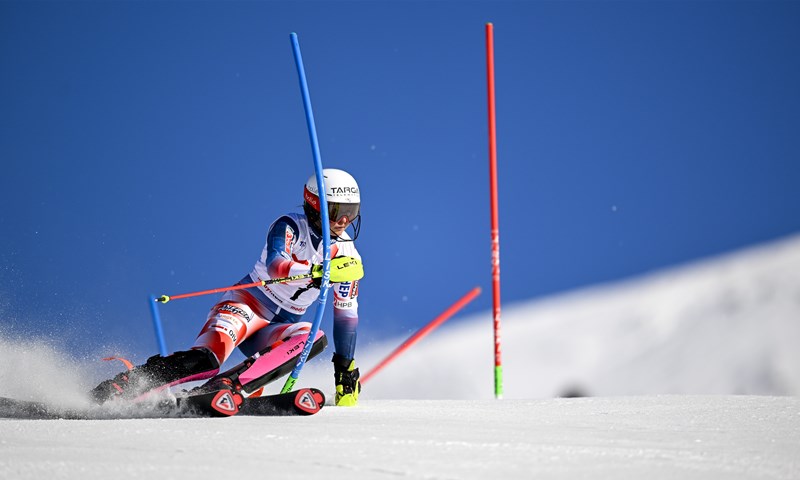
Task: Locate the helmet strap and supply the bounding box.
[331,214,360,242]
[304,202,360,242]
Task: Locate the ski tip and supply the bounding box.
[294,388,325,415]
[210,390,244,416]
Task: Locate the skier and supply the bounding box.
[92,168,365,406]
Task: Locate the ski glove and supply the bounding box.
[311,256,364,284]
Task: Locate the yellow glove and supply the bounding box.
[311,256,364,283]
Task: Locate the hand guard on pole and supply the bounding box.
[311,256,363,284]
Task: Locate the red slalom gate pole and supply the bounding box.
[361,286,481,385]
[486,22,504,399]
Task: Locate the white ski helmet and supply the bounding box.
[303,168,361,240]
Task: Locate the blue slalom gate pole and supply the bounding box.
[281,32,331,393]
[148,294,168,356]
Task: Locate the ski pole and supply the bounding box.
[156,273,313,304]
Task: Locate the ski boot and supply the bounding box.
[189,375,238,396]
[333,353,361,407]
[90,348,219,403]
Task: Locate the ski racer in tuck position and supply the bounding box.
[92,169,365,406]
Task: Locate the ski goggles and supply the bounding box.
[328,202,360,224]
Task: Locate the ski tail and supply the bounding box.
[0,396,80,420]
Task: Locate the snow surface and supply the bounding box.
[0,396,797,479]
[1,235,799,478]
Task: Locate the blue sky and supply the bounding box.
[2,1,799,363]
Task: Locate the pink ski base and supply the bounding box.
[131,331,323,402]
[238,330,325,387]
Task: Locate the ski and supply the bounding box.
[0,388,325,420]
[175,387,325,417]
[239,388,324,416]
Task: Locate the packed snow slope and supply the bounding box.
[1,235,799,479]
[0,396,798,479]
